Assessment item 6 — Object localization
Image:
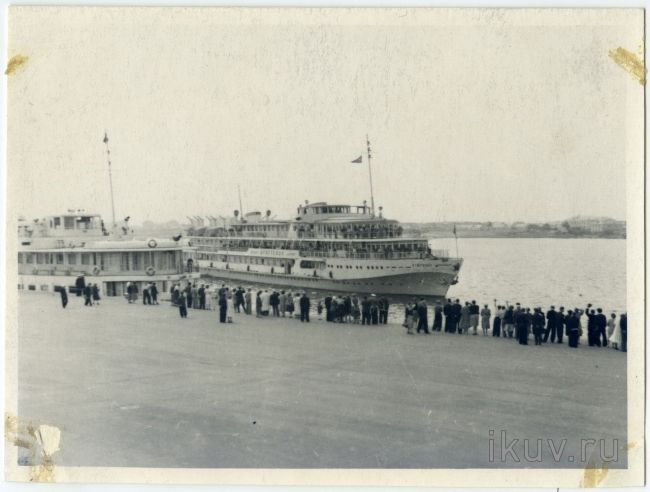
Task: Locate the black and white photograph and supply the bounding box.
[3,6,645,487]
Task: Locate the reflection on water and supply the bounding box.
[200,238,626,322]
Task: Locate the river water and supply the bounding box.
[433,237,626,314]
[201,238,626,322]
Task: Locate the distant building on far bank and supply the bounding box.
[562,216,626,236]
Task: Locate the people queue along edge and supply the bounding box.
[404,298,626,351]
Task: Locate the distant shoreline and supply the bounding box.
[419,232,626,240]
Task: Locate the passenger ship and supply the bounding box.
[189,201,463,297]
[17,210,198,297]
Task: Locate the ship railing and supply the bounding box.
[298,250,434,260]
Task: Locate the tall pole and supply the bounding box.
[103,132,116,229]
[237,184,244,222]
[366,134,375,217]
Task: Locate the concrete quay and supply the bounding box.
[14,292,626,469]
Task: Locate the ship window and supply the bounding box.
[40,285,49,291]
[25,254,34,264]
[53,217,61,228]
[56,253,64,264]
[68,253,77,265]
[64,216,75,230]
[17,253,23,264]
[81,254,90,265]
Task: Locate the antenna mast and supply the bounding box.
[103,131,116,229]
[366,134,376,217]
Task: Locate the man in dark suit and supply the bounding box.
[299,292,310,322]
[555,307,565,343]
[324,295,333,322]
[55,285,68,308]
[361,297,371,325]
[83,284,93,307]
[75,275,85,297]
[416,299,429,334]
[198,285,206,310]
[450,299,462,334]
[150,283,158,305]
[585,304,600,346]
[543,306,557,343]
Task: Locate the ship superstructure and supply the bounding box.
[189,201,462,297]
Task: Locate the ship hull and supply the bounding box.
[199,267,457,298]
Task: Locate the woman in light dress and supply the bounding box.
[480,305,491,336]
[608,313,621,349]
[459,302,471,334]
[226,294,235,323]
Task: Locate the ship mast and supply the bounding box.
[237,184,244,222]
[103,131,117,229]
[366,134,376,217]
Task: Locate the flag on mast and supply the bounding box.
[351,155,362,163]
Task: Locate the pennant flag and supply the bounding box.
[351,155,362,164]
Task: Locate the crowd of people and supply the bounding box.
[403,298,627,351]
[58,277,627,352]
[168,283,313,323]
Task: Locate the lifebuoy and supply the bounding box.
[146,266,155,276]
[147,239,157,248]
[92,266,101,275]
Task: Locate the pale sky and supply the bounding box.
[7,7,643,224]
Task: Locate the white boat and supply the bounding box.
[17,210,199,297]
[189,201,463,297]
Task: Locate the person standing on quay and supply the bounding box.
[443,299,453,333]
[532,308,545,345]
[83,283,93,307]
[416,298,429,334]
[585,305,599,347]
[261,289,271,316]
[567,310,580,348]
[92,283,101,306]
[492,304,503,337]
[244,288,252,314]
[219,293,228,323]
[198,284,206,310]
[271,291,280,316]
[75,275,86,297]
[379,297,389,324]
[480,304,491,336]
[451,299,462,334]
[56,285,68,309]
[503,305,514,338]
[432,301,443,332]
[360,297,371,325]
[595,308,608,347]
[185,283,193,309]
[279,291,287,317]
[404,302,415,335]
[543,306,557,343]
[142,283,151,305]
[300,292,311,322]
[178,292,188,318]
[459,302,470,335]
[607,313,619,349]
[255,291,262,318]
[620,313,627,352]
[555,307,565,343]
[515,308,528,345]
[469,300,480,335]
[150,282,158,305]
[226,294,235,323]
[286,292,295,318]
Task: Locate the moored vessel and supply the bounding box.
[189,201,463,297]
